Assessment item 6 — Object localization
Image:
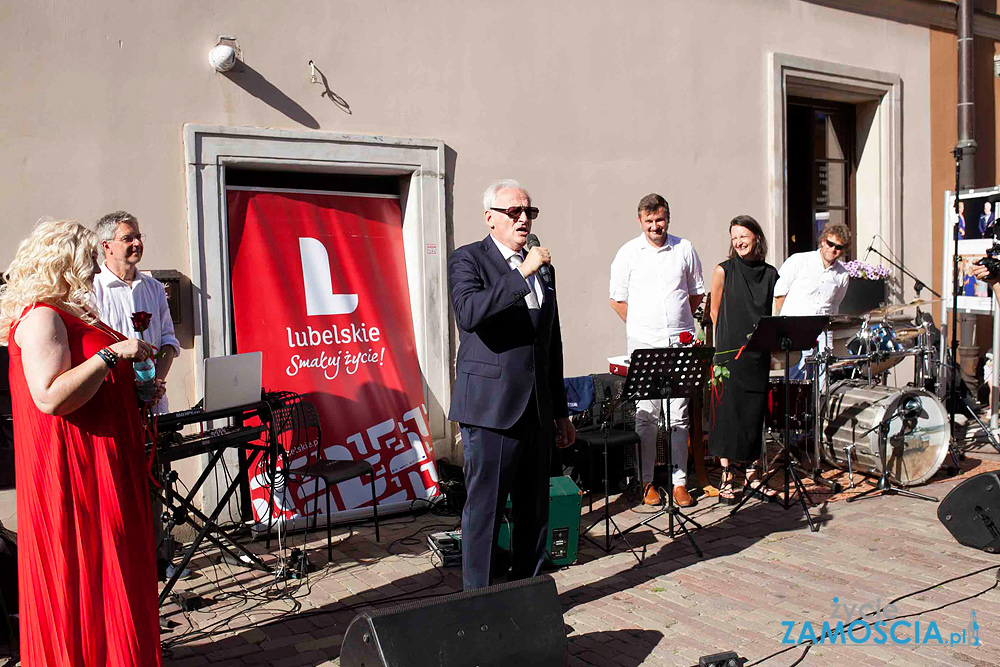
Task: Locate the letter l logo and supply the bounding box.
[299,237,359,316]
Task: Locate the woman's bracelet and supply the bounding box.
[95,347,118,369]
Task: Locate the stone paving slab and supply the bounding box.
[158,453,1000,667]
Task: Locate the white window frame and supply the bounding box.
[768,53,903,280]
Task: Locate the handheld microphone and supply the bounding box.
[525,233,551,281]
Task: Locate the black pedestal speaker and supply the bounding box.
[938,471,1000,553]
[340,574,566,667]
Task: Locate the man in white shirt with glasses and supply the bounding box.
[92,211,179,412]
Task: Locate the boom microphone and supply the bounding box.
[863,235,875,262]
[525,233,551,281]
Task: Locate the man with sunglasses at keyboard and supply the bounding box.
[773,222,852,381]
[449,179,575,590]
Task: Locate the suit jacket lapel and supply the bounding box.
[482,235,512,277]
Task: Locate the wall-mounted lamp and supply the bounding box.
[209,35,239,72]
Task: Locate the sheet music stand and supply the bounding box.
[617,346,714,559]
[729,315,828,532]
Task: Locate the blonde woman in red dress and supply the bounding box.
[0,220,161,666]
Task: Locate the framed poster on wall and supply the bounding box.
[943,188,1000,314]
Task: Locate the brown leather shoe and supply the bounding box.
[673,485,695,507]
[643,483,661,506]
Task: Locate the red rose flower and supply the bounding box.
[678,331,694,345]
[131,311,152,333]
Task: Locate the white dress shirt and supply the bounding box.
[609,233,705,351]
[93,264,180,412]
[490,235,544,308]
[774,250,850,316]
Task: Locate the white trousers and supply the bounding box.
[634,397,689,486]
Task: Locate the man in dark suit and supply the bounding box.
[449,179,576,590]
[979,201,994,237]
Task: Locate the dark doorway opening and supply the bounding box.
[786,98,855,257]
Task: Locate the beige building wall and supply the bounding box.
[2,1,933,463]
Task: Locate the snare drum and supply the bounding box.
[822,381,948,487]
[766,378,813,431]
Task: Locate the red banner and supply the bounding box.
[226,188,439,529]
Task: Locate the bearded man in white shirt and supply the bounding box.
[93,211,180,414]
[609,194,705,508]
[773,222,851,380]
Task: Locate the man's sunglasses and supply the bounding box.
[490,206,540,220]
[824,239,847,251]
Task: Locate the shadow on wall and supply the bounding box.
[310,62,352,115]
[225,62,320,129]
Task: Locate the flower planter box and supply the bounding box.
[839,278,886,315]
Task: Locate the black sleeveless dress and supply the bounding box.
[708,256,778,462]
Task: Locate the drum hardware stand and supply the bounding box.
[843,443,857,488]
[949,388,1000,456]
[617,346,713,560]
[846,403,939,503]
[731,317,829,531]
[802,351,841,494]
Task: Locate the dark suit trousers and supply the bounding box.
[460,398,551,590]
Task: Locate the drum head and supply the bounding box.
[823,382,949,487]
[883,389,949,486]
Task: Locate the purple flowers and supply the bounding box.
[844,260,890,281]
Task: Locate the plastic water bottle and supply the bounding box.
[134,357,157,404]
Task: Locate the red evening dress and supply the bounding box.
[8,304,161,666]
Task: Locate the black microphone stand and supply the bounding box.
[950,146,964,455]
[943,150,1000,458]
[864,244,940,300]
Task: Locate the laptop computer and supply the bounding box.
[202,352,263,412]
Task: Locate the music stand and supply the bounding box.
[617,346,714,559]
[729,316,828,532]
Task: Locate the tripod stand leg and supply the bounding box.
[786,465,817,532]
[728,463,782,515]
[672,510,703,558]
[961,400,1000,455]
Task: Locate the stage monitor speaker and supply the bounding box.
[340,574,566,667]
[938,471,1000,553]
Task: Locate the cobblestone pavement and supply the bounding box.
[161,450,1000,667]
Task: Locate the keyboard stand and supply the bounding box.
[154,403,274,606]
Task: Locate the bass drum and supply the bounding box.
[822,381,949,487]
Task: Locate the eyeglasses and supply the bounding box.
[824,239,846,251]
[490,206,540,220]
[111,234,144,244]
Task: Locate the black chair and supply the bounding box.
[567,375,641,553]
[271,395,380,562]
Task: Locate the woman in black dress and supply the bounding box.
[708,215,779,504]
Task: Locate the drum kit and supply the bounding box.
[766,298,953,492]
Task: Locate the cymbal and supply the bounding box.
[895,328,922,342]
[866,298,942,317]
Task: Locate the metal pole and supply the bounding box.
[957,0,980,397]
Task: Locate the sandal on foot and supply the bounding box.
[718,466,742,505]
[745,468,778,502]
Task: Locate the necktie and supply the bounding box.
[509,254,540,309]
